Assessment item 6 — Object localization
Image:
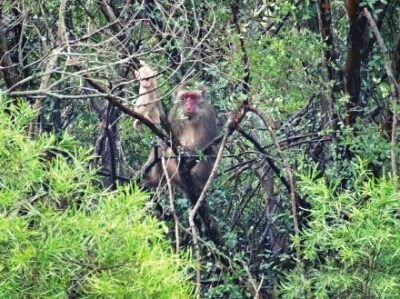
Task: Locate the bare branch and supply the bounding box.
[364,8,400,183]
[29,0,69,137]
[249,108,301,263]
[161,156,180,253]
[189,132,228,298]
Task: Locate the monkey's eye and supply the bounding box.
[181,92,198,101]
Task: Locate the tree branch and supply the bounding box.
[364,8,400,183]
[189,132,228,298]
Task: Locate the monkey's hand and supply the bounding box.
[178,150,191,160]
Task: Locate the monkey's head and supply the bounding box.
[173,81,207,118]
[134,63,157,89]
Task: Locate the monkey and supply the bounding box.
[141,139,182,189]
[133,61,165,128]
[141,81,221,244]
[142,81,218,194]
[168,81,218,191]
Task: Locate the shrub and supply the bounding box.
[0,99,194,298]
[280,160,400,299]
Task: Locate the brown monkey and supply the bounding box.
[168,81,218,190]
[141,139,183,189]
[143,81,218,193]
[133,61,165,127]
[141,81,221,244]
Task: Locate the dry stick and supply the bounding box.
[29,0,68,137]
[242,261,260,299]
[268,125,300,261]
[256,276,265,295]
[189,132,228,298]
[250,108,301,262]
[161,156,180,253]
[364,8,400,184]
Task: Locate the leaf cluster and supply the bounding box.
[0,98,194,298]
[280,160,400,299]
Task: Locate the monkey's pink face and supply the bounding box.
[137,68,156,88]
[181,92,201,115]
[140,79,152,88]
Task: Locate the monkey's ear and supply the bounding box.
[139,60,146,67]
[134,70,140,79]
[172,87,180,103]
[200,86,208,99]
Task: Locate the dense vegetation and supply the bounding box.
[1,0,399,297]
[0,99,194,298]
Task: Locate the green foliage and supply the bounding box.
[360,0,389,10]
[0,98,194,298]
[280,160,400,299]
[3,0,400,297]
[248,28,324,116]
[203,258,253,299]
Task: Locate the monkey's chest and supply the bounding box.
[179,129,200,151]
[180,134,195,148]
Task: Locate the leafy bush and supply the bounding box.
[280,160,400,299]
[0,99,194,298]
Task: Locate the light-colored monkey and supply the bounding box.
[133,61,165,127]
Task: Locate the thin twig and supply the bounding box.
[242,261,260,299]
[189,132,228,298]
[230,1,250,94]
[29,0,68,137]
[364,8,400,184]
[161,156,180,253]
[250,108,301,262]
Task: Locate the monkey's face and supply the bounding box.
[179,90,203,117]
[140,79,152,88]
[135,67,156,89]
[173,82,208,120]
